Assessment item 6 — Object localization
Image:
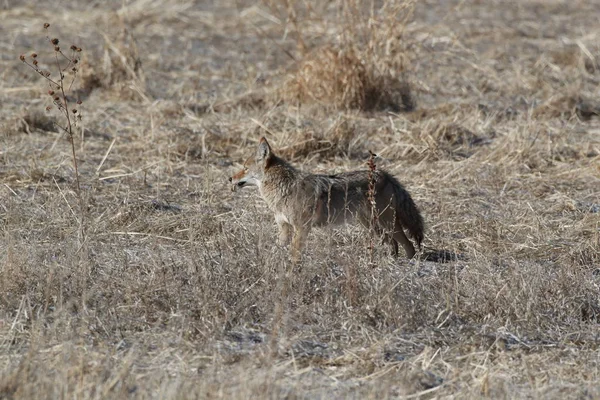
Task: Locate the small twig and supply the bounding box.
[108,231,189,243]
[53,177,77,220]
[3,184,19,197]
[97,138,117,174]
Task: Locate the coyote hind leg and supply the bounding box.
[392,219,416,259]
[384,233,399,257]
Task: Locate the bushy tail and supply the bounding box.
[385,172,425,248]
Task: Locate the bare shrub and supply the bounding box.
[19,23,86,242]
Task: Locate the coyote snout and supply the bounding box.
[230,137,424,261]
[228,176,245,192]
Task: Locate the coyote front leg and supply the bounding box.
[290,225,309,263]
[278,223,293,246]
[275,214,293,246]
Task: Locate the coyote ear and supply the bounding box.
[257,137,272,161]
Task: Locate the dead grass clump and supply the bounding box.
[271,0,416,112]
[550,45,597,74]
[533,94,600,120]
[15,111,58,134]
[28,168,67,184]
[280,46,413,112]
[172,127,236,161]
[215,92,267,114]
[437,123,484,147]
[278,117,357,160]
[186,91,267,115]
[105,199,229,241]
[566,220,600,267]
[532,95,578,120]
[79,22,145,100]
[580,298,600,323]
[0,248,28,309]
[550,144,594,163]
[280,47,367,110]
[424,123,493,159]
[107,200,182,231]
[550,46,581,69]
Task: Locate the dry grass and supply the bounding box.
[1,0,600,399]
[274,0,416,112]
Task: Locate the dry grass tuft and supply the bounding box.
[533,94,600,120]
[13,111,57,135]
[79,20,145,100]
[281,46,367,110]
[430,123,494,159]
[269,0,415,111]
[280,46,414,112]
[278,115,358,160]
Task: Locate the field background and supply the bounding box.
[1,0,599,398]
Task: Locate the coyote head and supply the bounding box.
[229,137,273,192]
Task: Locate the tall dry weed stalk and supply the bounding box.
[20,23,86,243]
[366,150,378,265]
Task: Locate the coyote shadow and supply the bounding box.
[421,248,464,263]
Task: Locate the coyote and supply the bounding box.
[229,137,424,261]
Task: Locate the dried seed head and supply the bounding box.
[72,67,77,72]
[73,59,78,64]
[53,96,60,101]
[44,23,50,29]
[19,54,25,61]
[51,38,59,45]
[77,100,82,105]
[70,45,77,51]
[54,46,60,52]
[76,47,82,52]
[33,60,39,66]
[72,109,77,114]
[46,106,52,111]
[48,90,55,95]
[31,53,37,58]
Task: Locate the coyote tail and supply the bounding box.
[385,172,425,248]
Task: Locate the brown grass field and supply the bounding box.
[1,0,599,398]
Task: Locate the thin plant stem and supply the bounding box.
[54,51,85,242]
